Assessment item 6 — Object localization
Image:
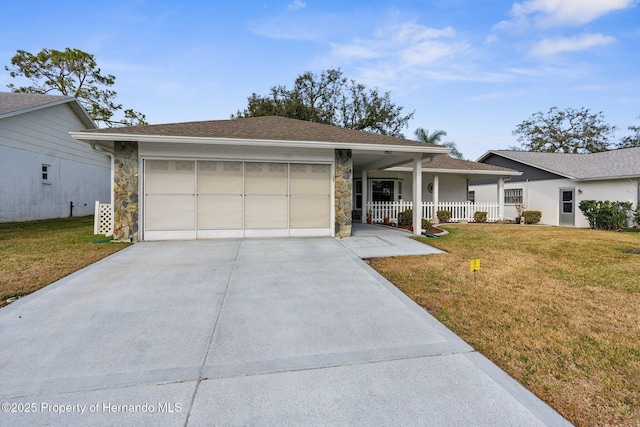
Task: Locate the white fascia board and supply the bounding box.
[69,132,452,154]
[576,174,640,182]
[389,167,523,176]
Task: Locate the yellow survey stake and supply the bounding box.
[470,259,480,272]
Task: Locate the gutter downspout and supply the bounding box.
[91,144,115,236]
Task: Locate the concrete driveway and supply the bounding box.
[0,237,569,426]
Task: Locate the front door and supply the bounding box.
[559,188,575,226]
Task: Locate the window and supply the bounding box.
[354,180,362,210]
[41,164,51,184]
[371,180,395,202]
[468,191,475,203]
[504,188,523,204]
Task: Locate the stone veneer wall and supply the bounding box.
[113,142,139,242]
[334,149,353,237]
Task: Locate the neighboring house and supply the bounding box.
[470,149,640,227]
[70,116,519,242]
[0,92,110,222]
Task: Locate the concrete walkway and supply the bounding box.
[339,223,445,258]
[0,237,570,426]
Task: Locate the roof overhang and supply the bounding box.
[388,165,523,177]
[70,132,451,174]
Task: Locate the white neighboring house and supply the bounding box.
[470,149,640,227]
[0,92,110,222]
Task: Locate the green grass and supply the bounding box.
[0,216,130,307]
[370,224,640,427]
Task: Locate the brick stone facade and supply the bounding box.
[113,142,139,242]
[334,149,353,237]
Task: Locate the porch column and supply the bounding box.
[361,169,368,224]
[498,176,505,220]
[113,141,139,242]
[412,155,422,235]
[432,174,440,223]
[334,149,353,237]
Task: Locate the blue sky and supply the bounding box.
[1,0,639,160]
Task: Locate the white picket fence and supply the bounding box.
[366,201,500,223]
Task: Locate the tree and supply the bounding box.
[617,116,640,149]
[513,107,616,153]
[5,48,147,127]
[234,68,414,137]
[414,128,464,159]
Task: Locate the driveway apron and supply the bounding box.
[0,238,570,426]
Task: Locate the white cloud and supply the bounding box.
[530,33,616,55]
[510,0,635,27]
[326,21,471,85]
[287,0,306,11]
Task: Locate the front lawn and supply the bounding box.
[370,224,640,427]
[0,216,130,308]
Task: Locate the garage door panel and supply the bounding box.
[245,163,288,195]
[146,195,195,231]
[198,195,243,230]
[198,161,243,194]
[290,196,330,228]
[245,196,288,229]
[146,160,195,194]
[290,164,331,195]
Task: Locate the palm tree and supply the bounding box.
[414,128,464,159]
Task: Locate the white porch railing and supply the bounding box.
[366,201,500,223]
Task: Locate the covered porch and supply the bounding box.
[352,154,522,227]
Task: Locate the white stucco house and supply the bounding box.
[70,116,520,242]
[0,92,110,222]
[470,149,640,227]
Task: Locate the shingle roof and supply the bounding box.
[424,155,517,172]
[0,92,95,128]
[482,149,640,180]
[392,154,520,175]
[0,92,73,115]
[83,115,437,147]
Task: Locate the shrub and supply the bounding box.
[633,205,640,227]
[436,210,452,222]
[578,200,632,230]
[522,210,542,224]
[473,211,488,223]
[397,209,432,230]
[398,209,412,226]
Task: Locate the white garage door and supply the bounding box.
[143,160,332,240]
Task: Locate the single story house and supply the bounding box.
[0,92,110,222]
[470,149,640,227]
[70,116,519,241]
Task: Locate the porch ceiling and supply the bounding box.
[352,149,430,172]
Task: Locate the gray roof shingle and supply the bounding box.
[0,92,95,129]
[483,149,640,180]
[424,155,517,172]
[0,92,72,115]
[82,115,438,147]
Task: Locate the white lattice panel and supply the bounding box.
[94,201,113,236]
